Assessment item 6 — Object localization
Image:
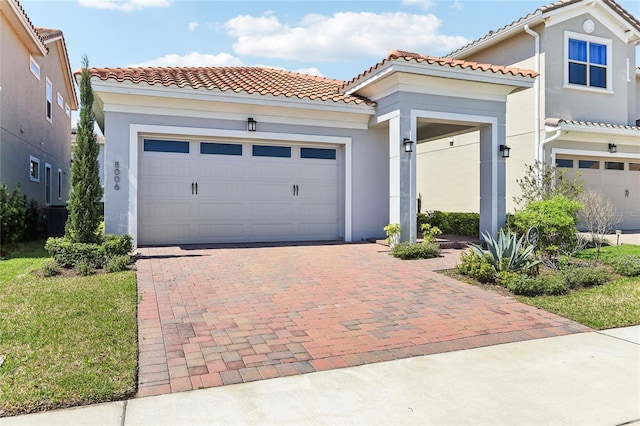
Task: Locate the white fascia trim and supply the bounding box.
[345,59,534,97]
[376,110,401,125]
[448,14,543,59]
[343,64,395,96]
[102,103,369,130]
[410,110,499,232]
[551,147,640,165]
[558,123,640,137]
[8,0,47,55]
[545,1,640,42]
[92,80,373,115]
[128,124,353,247]
[371,82,509,104]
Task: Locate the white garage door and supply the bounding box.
[557,155,640,230]
[139,139,342,245]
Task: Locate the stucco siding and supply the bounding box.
[101,109,389,242]
[543,12,635,125]
[0,15,72,206]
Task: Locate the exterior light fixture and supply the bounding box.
[608,143,617,153]
[403,138,414,153]
[499,144,511,158]
[247,117,257,132]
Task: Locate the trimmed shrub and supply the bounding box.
[104,234,133,257]
[105,255,131,273]
[74,260,93,276]
[609,255,640,277]
[47,239,105,268]
[419,211,479,238]
[41,259,62,277]
[506,274,568,296]
[420,223,442,243]
[390,242,441,260]
[510,195,581,257]
[0,184,27,245]
[457,251,495,283]
[562,266,609,289]
[494,271,522,288]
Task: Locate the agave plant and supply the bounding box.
[468,228,540,272]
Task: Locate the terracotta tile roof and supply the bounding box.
[5,0,47,52]
[35,27,63,42]
[546,117,640,131]
[448,0,640,57]
[342,50,537,91]
[85,66,374,106]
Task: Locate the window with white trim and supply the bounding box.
[45,163,52,206]
[65,103,70,117]
[57,168,63,200]
[46,78,53,122]
[30,56,40,80]
[565,32,612,91]
[30,156,40,182]
[57,92,64,109]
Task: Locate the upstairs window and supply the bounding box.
[57,93,64,109]
[46,78,53,122]
[565,32,611,91]
[30,56,40,80]
[30,156,40,182]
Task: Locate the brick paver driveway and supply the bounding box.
[135,242,590,397]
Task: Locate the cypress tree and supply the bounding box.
[66,54,103,243]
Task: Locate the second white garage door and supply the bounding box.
[138,139,342,245]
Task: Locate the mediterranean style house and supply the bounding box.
[417,0,640,230]
[0,0,77,208]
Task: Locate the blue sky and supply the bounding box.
[23,0,638,84]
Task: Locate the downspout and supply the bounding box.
[541,124,562,163]
[523,25,541,169]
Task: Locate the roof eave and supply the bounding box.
[448,13,543,59]
[557,122,640,136]
[2,0,46,55]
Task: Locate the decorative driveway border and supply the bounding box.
[135,242,590,397]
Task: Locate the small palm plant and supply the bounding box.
[468,228,540,273]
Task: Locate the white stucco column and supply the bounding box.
[389,113,416,242]
[478,123,507,238]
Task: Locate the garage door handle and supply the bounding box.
[195,182,198,195]
[192,182,194,195]
[293,184,299,196]
[296,185,299,196]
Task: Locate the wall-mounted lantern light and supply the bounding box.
[608,143,617,153]
[499,144,511,158]
[403,138,414,153]
[247,117,257,132]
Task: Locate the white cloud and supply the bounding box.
[451,1,463,10]
[223,14,283,37]
[78,0,170,12]
[188,21,199,32]
[401,0,435,10]
[292,67,323,77]
[223,12,469,62]
[128,52,243,67]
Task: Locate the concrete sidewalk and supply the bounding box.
[5,326,639,426]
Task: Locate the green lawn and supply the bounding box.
[515,277,640,330]
[443,244,640,331]
[0,241,138,417]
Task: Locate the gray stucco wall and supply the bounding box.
[101,110,389,243]
[542,12,637,125]
[0,21,73,206]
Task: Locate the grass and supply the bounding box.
[0,240,138,417]
[444,244,640,331]
[514,278,640,330]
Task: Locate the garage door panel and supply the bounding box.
[142,157,191,177]
[195,201,246,219]
[140,224,191,244]
[140,139,342,245]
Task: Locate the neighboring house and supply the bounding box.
[416,0,640,230]
[0,0,77,208]
[83,53,536,247]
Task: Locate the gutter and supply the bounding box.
[524,24,541,166]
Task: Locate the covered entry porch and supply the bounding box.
[343,51,536,242]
